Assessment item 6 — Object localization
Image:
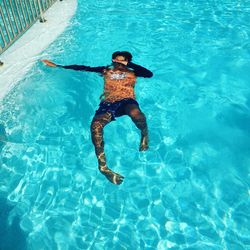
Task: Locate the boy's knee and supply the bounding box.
[130,110,145,121]
[91,120,102,133]
[90,113,112,131]
[129,108,141,117]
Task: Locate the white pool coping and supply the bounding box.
[0,0,77,101]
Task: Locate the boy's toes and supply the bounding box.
[113,174,124,185]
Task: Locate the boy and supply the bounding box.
[42,51,153,185]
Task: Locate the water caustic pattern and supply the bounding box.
[0,0,250,249]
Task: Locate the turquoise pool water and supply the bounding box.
[0,0,250,249]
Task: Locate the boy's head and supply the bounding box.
[112,51,132,63]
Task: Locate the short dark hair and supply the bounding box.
[112,51,133,62]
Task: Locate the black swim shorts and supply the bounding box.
[94,98,139,121]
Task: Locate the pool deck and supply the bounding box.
[0,0,77,101]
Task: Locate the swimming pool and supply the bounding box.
[0,0,250,249]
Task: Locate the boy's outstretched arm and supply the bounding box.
[41,59,57,67]
[41,59,105,73]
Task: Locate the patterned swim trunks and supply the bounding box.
[94,98,139,121]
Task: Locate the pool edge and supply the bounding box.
[0,0,77,101]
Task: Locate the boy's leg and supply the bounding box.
[90,112,124,184]
[124,104,149,151]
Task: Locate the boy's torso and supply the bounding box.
[101,68,137,102]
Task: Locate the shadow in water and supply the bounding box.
[0,197,27,250]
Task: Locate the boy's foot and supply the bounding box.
[99,166,124,185]
[139,134,149,151]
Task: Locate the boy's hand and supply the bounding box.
[112,59,128,65]
[41,59,57,67]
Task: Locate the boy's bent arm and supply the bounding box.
[127,62,153,78]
